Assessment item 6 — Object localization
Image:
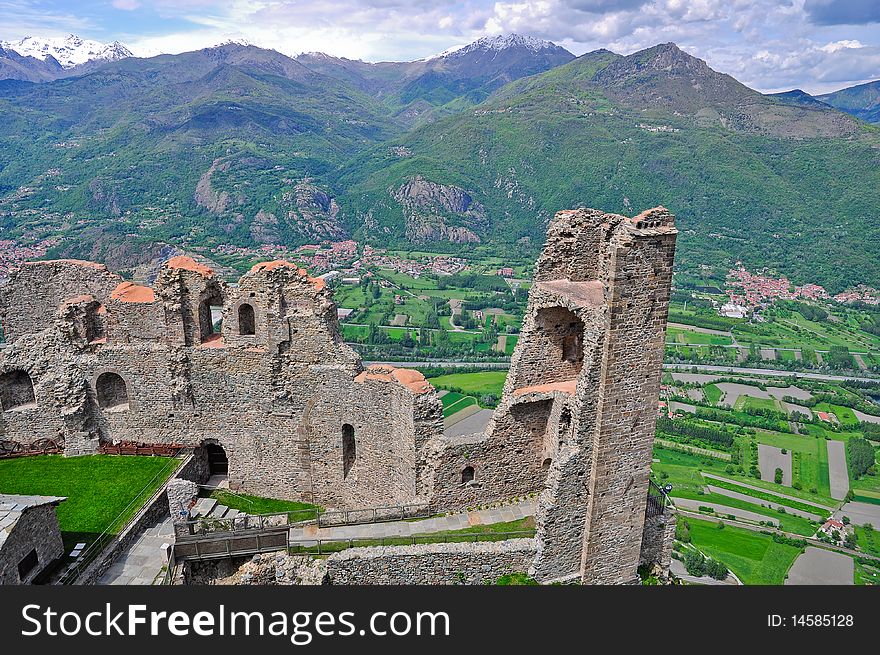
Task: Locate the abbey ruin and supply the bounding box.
[0,206,677,584]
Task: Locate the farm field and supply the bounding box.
[683,518,803,585]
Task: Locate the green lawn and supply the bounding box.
[667,326,732,346]
[686,518,803,585]
[428,370,508,397]
[206,489,320,517]
[0,455,179,551]
[703,383,723,405]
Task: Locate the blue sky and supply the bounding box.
[0,0,878,93]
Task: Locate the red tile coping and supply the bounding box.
[110,281,156,303]
[513,380,577,396]
[200,333,226,348]
[354,364,434,394]
[165,255,214,277]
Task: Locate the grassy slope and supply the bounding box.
[0,454,178,549]
[206,489,319,515]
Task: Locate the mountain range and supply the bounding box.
[0,34,878,292]
[0,34,132,82]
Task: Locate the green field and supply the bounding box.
[686,518,803,585]
[441,394,478,418]
[0,455,179,550]
[428,371,508,397]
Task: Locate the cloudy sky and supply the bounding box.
[0,0,878,93]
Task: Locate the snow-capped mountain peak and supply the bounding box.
[0,34,132,69]
[430,34,565,60]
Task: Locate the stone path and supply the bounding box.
[757,444,791,486]
[826,440,849,501]
[97,517,174,586]
[290,498,536,543]
[706,485,825,521]
[785,547,853,585]
[701,473,833,511]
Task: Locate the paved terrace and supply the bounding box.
[289,498,536,542]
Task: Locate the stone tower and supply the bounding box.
[501,206,677,584]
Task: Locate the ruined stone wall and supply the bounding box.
[0,260,121,343]
[639,512,676,570]
[325,539,536,585]
[0,504,64,584]
[0,258,442,510]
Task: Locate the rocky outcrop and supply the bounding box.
[249,209,280,244]
[279,181,348,241]
[194,159,231,214]
[391,176,487,244]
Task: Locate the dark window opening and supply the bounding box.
[342,424,356,479]
[0,370,35,410]
[542,458,553,470]
[559,408,572,436]
[85,306,106,343]
[96,372,129,410]
[198,289,225,342]
[238,303,256,336]
[461,466,475,484]
[562,333,582,363]
[17,548,38,581]
[206,443,228,475]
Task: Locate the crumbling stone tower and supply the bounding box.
[513,207,676,583]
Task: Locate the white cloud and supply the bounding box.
[112,0,142,10]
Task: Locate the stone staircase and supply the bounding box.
[190,497,245,521]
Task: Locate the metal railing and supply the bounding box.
[645,479,671,518]
[181,502,432,537]
[174,529,535,561]
[174,527,289,561]
[57,450,185,584]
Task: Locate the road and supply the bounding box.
[663,363,880,383]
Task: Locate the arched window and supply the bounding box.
[461,466,475,485]
[96,372,129,410]
[238,303,255,336]
[542,458,553,471]
[342,424,356,479]
[0,370,35,410]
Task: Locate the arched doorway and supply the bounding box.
[0,370,35,411]
[205,443,228,474]
[96,372,129,410]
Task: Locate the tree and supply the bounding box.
[848,437,877,478]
